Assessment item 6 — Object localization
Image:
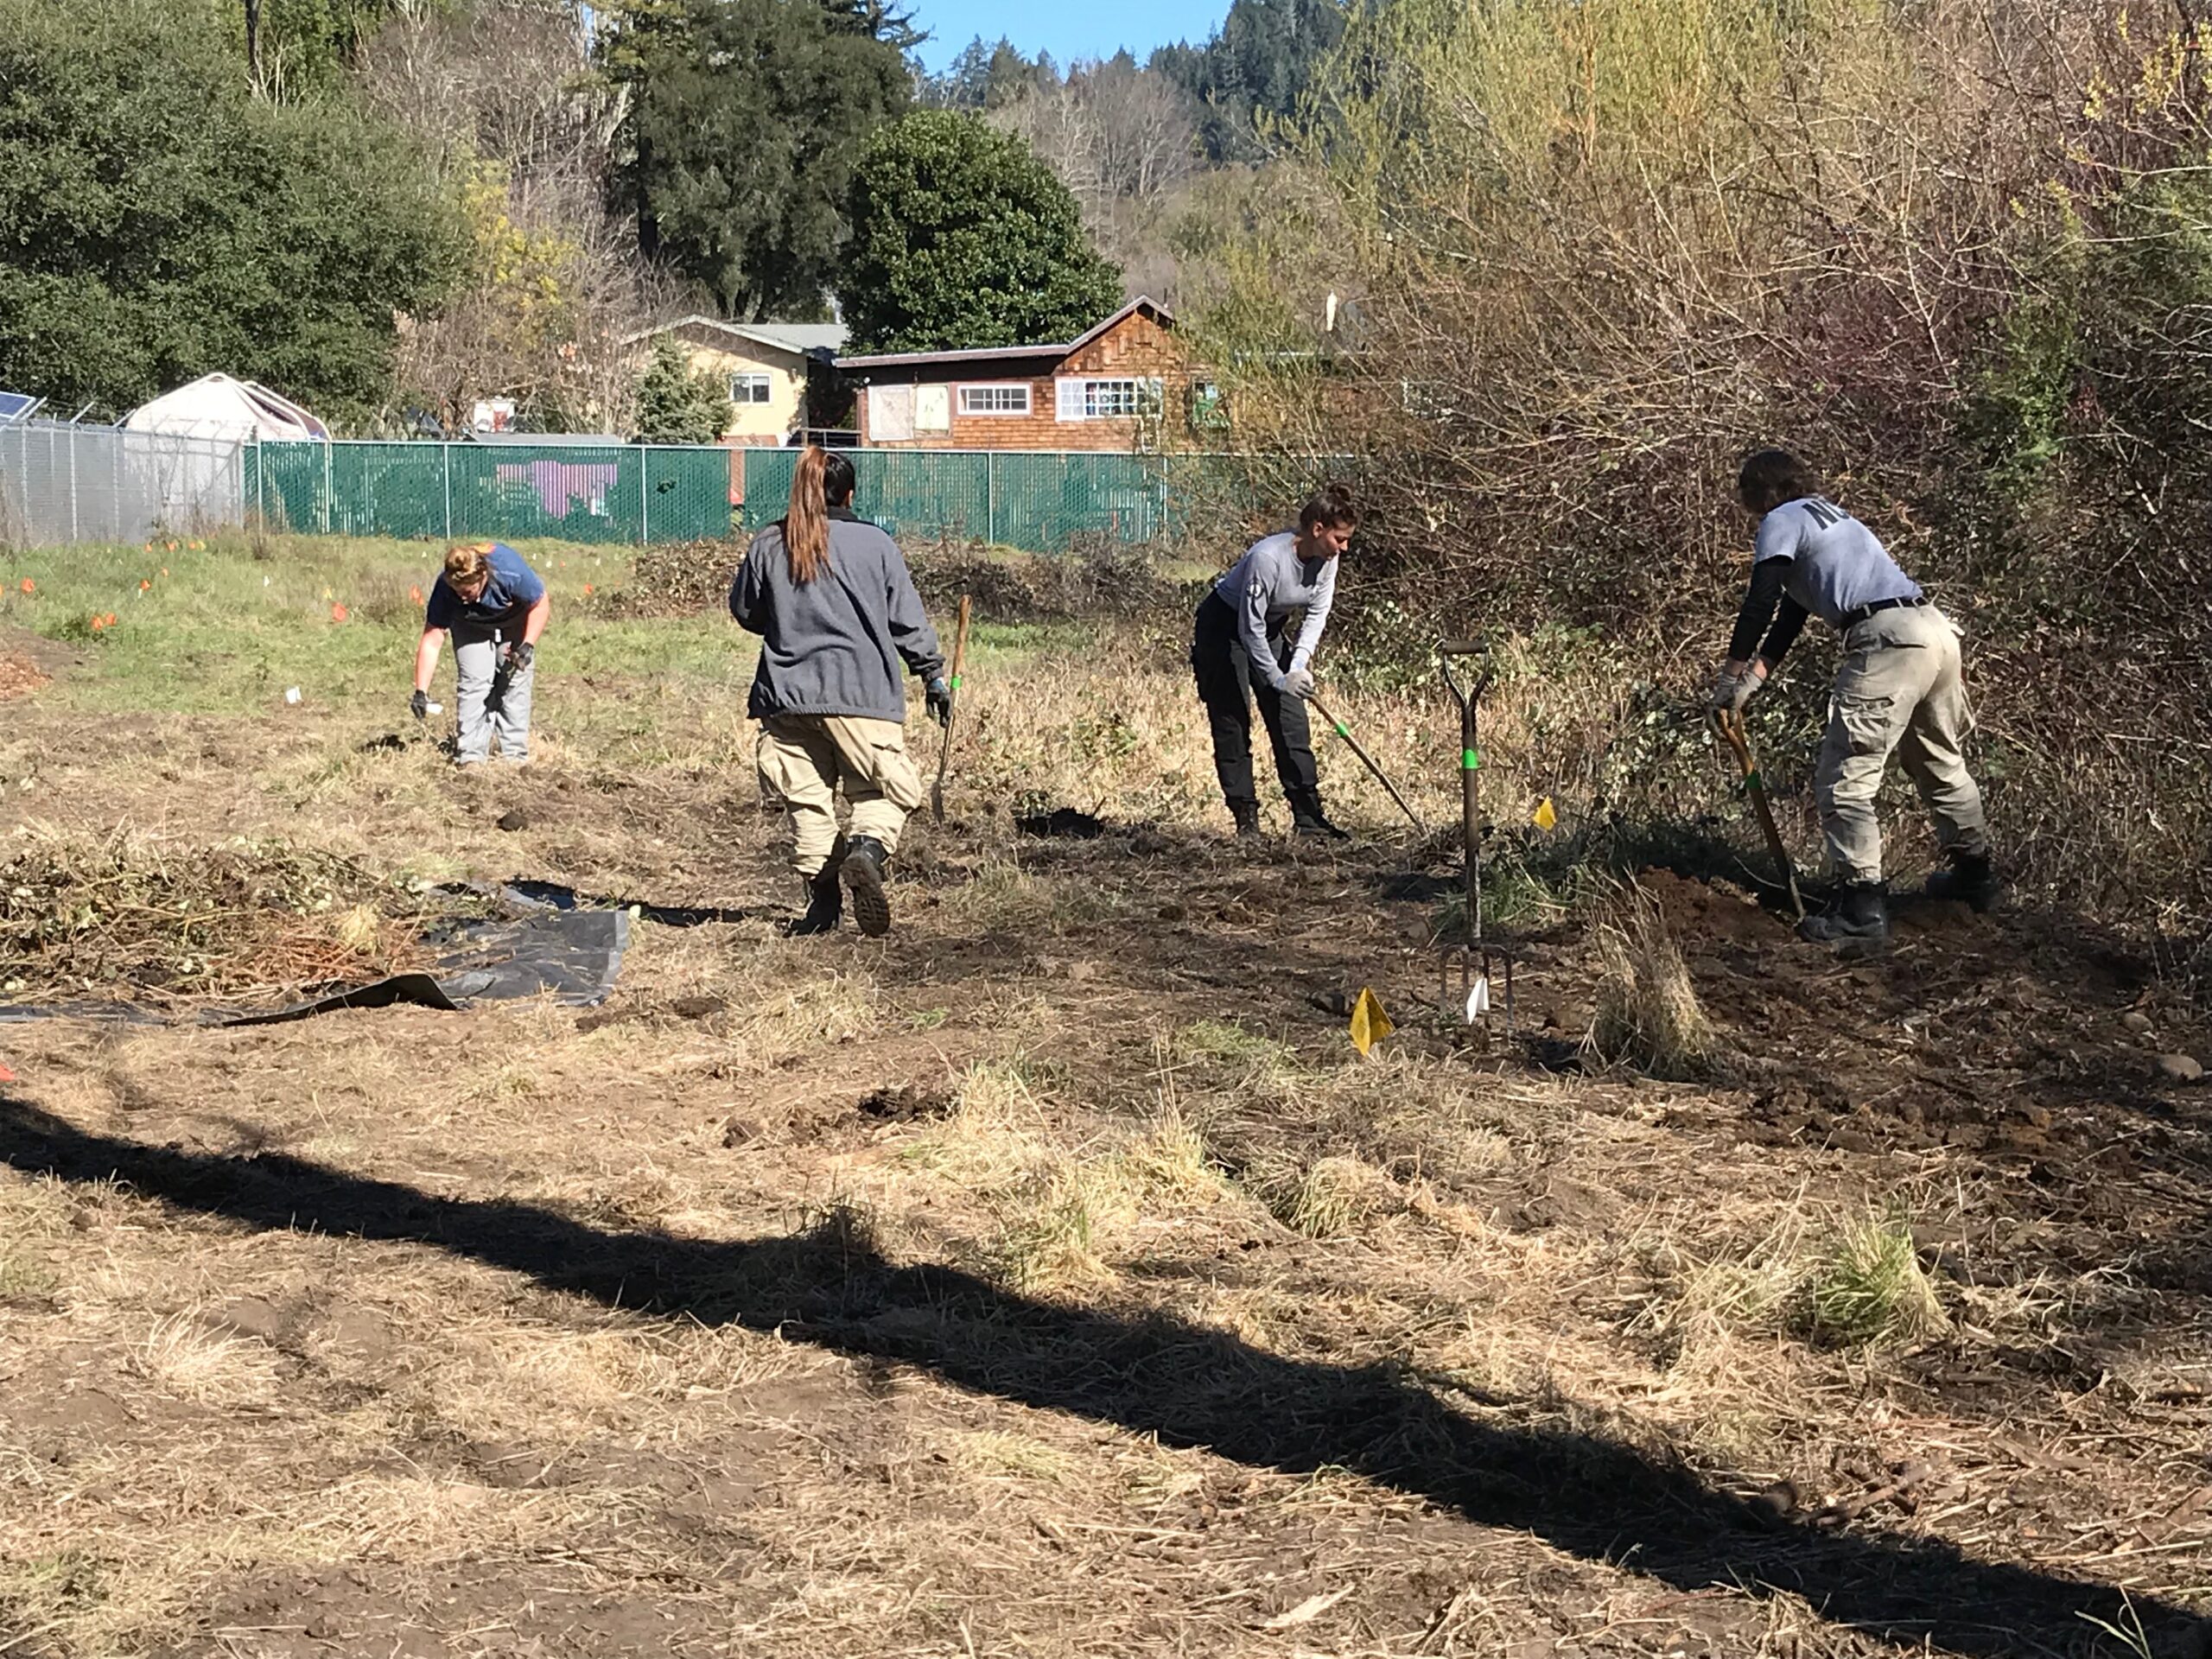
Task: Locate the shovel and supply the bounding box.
[931,594,971,824]
[1306,690,1425,834]
[1711,707,1806,921]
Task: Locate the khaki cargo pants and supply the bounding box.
[1815,603,1990,885]
[757,714,925,878]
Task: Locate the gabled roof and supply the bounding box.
[624,315,848,358]
[834,296,1175,372]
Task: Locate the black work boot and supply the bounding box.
[1228,798,1262,838]
[840,836,893,938]
[1923,849,1999,912]
[1799,880,1890,946]
[785,864,844,937]
[1289,791,1350,841]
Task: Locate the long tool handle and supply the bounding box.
[931,594,972,824]
[1714,709,1805,920]
[1307,691,1425,834]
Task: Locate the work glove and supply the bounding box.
[1281,667,1315,701]
[925,676,953,729]
[1707,663,1763,714]
[503,640,534,673]
[410,689,429,721]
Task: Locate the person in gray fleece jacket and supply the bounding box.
[730,448,948,938]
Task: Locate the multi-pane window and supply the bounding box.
[729,372,773,404]
[1055,377,1164,422]
[959,384,1032,416]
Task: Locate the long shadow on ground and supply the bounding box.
[0,1094,2192,1659]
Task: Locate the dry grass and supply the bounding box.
[1589,896,1726,1081]
[1,554,2207,1659]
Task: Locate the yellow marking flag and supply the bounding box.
[1533,797,1558,832]
[1349,988,1394,1058]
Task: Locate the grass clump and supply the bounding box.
[991,1164,1111,1291]
[1268,1154,1391,1239]
[1589,899,1723,1081]
[1800,1212,1951,1348]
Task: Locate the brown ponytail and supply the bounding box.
[784,447,831,585]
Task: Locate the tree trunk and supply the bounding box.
[244,0,262,91]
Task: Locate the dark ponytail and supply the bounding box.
[1298,481,1359,534]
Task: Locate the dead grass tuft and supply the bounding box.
[1589,898,1724,1081]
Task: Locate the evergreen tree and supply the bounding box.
[602,0,909,321]
[632,337,730,443]
[1152,0,1346,161]
[840,111,1123,353]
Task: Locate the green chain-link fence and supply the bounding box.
[243,442,1312,552]
[737,449,1183,551]
[245,442,736,544]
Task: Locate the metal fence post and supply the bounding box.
[442,442,453,539]
[638,444,648,543]
[321,442,333,534]
[67,424,78,543]
[986,452,996,546]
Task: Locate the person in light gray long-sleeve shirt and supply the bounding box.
[731,448,948,938]
[1191,484,1361,838]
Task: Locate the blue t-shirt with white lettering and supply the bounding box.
[424,543,546,632]
[1752,497,1920,627]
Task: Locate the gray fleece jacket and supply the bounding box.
[729,509,945,723]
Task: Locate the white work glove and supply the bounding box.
[1707,662,1764,714]
[1281,667,1315,701]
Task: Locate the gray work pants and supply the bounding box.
[1815,603,1988,884]
[452,622,534,765]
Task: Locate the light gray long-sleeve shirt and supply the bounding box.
[730,510,944,723]
[1212,531,1338,690]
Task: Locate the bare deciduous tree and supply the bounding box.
[357,1,660,434]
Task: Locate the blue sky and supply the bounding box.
[910,0,1231,72]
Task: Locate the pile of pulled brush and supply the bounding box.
[0,830,453,1003]
[603,537,743,619]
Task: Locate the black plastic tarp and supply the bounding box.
[0,892,631,1027]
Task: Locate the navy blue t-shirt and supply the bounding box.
[424,543,546,632]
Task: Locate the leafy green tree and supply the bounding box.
[632,337,731,443]
[602,0,909,321]
[0,0,461,423]
[840,111,1124,353]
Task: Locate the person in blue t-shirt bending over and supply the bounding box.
[411,542,550,766]
[1708,448,1997,946]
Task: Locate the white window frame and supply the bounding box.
[1054,376,1164,423]
[728,372,774,405]
[958,383,1033,416]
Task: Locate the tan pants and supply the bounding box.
[757,715,925,878]
[1815,603,1989,884]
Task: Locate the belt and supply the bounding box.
[1840,595,1929,631]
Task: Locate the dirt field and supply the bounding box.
[3,541,2210,1658]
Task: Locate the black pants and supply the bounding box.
[1191,591,1319,807]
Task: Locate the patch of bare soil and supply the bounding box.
[0,624,73,700]
[5,774,2212,1658]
